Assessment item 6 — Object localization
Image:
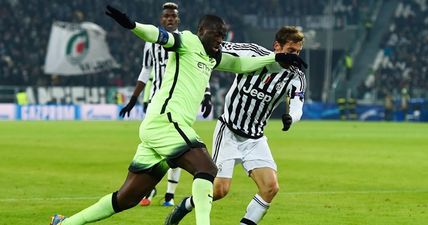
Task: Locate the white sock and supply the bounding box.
[166,168,181,194]
[147,189,156,201]
[240,194,270,225]
[184,196,194,211]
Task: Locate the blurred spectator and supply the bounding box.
[400,87,410,120]
[364,16,373,40]
[362,0,428,100]
[241,0,373,29]
[384,92,394,121]
[1,0,374,89]
[344,51,353,81]
[16,89,28,105]
[114,91,124,105]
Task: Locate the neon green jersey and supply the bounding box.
[131,23,276,126]
[146,31,214,125]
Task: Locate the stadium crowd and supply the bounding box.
[1,0,373,88]
[242,0,372,29]
[359,0,428,100]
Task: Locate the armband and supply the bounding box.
[157,27,169,45]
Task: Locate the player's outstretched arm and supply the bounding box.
[105,5,176,48]
[215,53,275,74]
[215,53,306,74]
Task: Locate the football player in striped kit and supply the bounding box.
[165,26,307,225]
[119,2,212,207]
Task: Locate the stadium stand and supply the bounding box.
[358,0,428,100]
[2,0,426,121]
[1,0,372,87]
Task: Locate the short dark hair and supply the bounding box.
[162,2,178,10]
[275,26,304,46]
[197,15,225,31]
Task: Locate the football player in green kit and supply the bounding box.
[50,5,306,225]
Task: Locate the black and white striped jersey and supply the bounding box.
[219,42,306,139]
[137,42,169,101]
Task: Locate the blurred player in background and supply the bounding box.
[50,4,302,225]
[165,26,307,225]
[118,2,213,207]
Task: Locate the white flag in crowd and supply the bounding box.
[44,21,119,75]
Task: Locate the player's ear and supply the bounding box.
[273,41,281,51]
[197,26,205,36]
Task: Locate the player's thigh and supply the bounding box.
[129,141,164,172]
[145,113,215,175]
[241,136,277,175]
[126,142,170,191]
[212,120,240,178]
[140,113,205,162]
[212,120,229,162]
[173,147,217,176]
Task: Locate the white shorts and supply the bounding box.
[212,120,277,178]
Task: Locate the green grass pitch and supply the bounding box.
[0,120,427,225]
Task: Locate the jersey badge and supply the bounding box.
[275,81,285,91]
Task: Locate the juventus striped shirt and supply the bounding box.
[220,42,306,139]
[137,33,171,101]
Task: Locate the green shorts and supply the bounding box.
[129,112,206,172]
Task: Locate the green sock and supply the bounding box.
[192,178,213,225]
[62,193,115,225]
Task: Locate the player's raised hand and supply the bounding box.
[281,114,292,131]
[105,5,136,29]
[275,53,308,70]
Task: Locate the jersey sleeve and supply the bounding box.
[137,42,153,83]
[287,72,306,123]
[221,41,272,57]
[131,22,178,49]
[215,53,275,74]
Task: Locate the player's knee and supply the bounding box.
[207,161,218,177]
[270,182,280,196]
[260,181,279,200]
[213,178,231,200]
[208,163,218,177]
[194,162,218,178]
[213,184,229,200]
